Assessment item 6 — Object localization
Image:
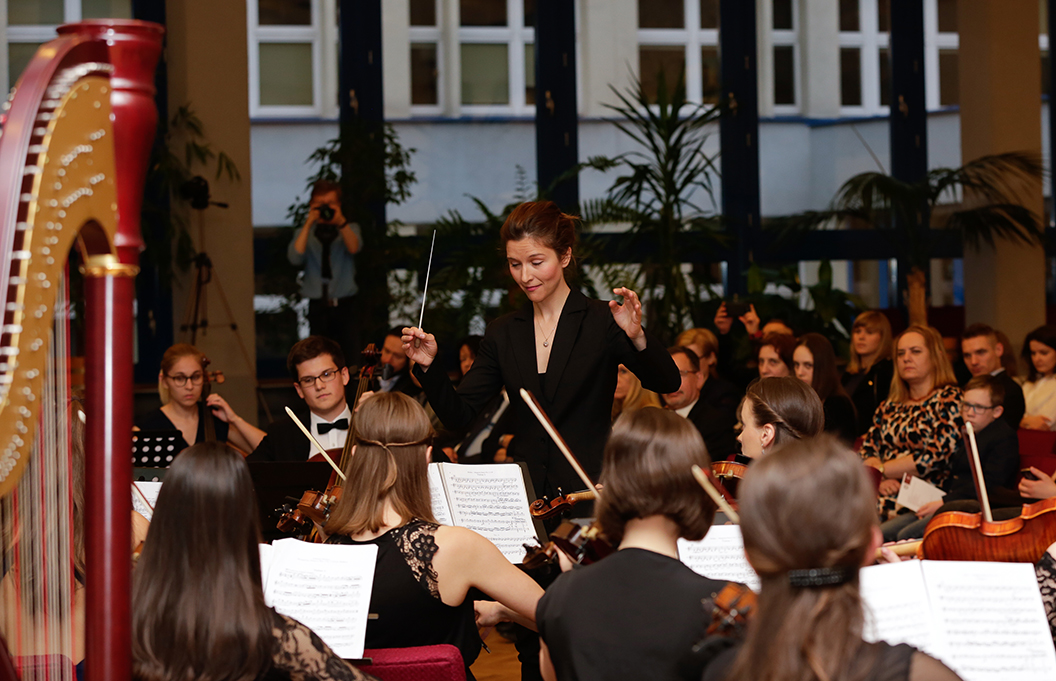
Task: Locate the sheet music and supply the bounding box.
[131,481,162,521]
[259,543,274,587]
[427,463,453,526]
[677,525,760,591]
[919,560,1056,681]
[262,538,378,659]
[435,463,539,563]
[860,560,940,656]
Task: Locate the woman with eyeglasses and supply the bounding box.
[135,343,265,454]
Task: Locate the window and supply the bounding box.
[4,0,132,93]
[772,0,799,111]
[248,0,330,118]
[636,0,722,105]
[410,0,442,112]
[457,0,535,114]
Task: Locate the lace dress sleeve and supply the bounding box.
[1035,550,1056,642]
[272,612,377,681]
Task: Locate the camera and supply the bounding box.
[316,205,336,222]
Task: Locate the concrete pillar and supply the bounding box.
[579,0,637,117]
[166,0,259,426]
[797,0,839,118]
[960,0,1046,356]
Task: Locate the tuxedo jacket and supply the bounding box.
[416,288,681,497]
[685,375,741,459]
[248,402,352,463]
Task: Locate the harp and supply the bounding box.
[0,20,162,681]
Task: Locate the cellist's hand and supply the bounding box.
[402,326,437,370]
[205,394,238,424]
[1019,467,1056,500]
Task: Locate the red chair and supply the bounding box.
[359,645,466,681]
[1017,428,1056,482]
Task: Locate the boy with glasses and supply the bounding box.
[879,374,1020,541]
[249,336,353,462]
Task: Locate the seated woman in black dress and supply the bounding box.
[794,333,858,444]
[537,407,729,681]
[703,435,961,681]
[737,376,825,459]
[841,310,895,437]
[132,442,374,681]
[323,391,543,674]
[136,343,264,455]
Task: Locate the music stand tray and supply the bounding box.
[132,430,183,467]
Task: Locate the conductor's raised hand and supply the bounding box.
[402,327,437,369]
[610,287,646,350]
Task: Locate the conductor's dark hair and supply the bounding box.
[596,408,715,546]
[132,443,274,681]
[287,335,346,379]
[500,201,578,263]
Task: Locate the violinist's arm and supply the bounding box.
[540,641,558,681]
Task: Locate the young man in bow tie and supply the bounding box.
[249,336,352,461]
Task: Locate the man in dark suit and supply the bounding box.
[663,346,741,459]
[961,323,1025,431]
[249,336,352,462]
[378,327,423,399]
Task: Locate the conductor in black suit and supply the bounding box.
[663,346,741,460]
[249,336,352,462]
[402,201,682,501]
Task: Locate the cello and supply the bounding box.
[920,421,1056,562]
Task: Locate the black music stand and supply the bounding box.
[248,461,335,543]
[132,430,183,467]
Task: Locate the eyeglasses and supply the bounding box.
[297,368,342,388]
[960,400,995,415]
[677,369,698,377]
[166,372,204,387]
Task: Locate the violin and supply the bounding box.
[920,422,1056,562]
[521,519,614,570]
[276,487,344,536]
[704,582,757,637]
[529,489,596,519]
[710,461,747,506]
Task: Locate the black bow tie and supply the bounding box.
[317,418,349,435]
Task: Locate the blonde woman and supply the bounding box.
[612,363,662,422]
[841,311,894,436]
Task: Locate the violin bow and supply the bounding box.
[964,421,993,523]
[414,229,437,349]
[691,465,740,524]
[519,388,602,500]
[285,406,347,481]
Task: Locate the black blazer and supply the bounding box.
[416,288,681,497]
[993,370,1026,432]
[685,375,741,459]
[248,403,351,463]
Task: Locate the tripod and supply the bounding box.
[179,178,273,423]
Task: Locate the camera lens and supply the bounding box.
[317,205,335,222]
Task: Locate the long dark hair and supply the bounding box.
[726,435,878,681]
[324,392,436,536]
[1022,325,1056,382]
[797,333,850,402]
[132,443,274,681]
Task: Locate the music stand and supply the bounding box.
[132,430,183,467]
[248,461,335,543]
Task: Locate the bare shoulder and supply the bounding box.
[433,524,494,554]
[909,651,963,681]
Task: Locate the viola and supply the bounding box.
[705,582,757,637]
[276,487,344,536]
[529,489,596,519]
[521,519,614,570]
[920,422,1056,562]
[710,461,747,505]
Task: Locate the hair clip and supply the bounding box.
[787,566,855,588]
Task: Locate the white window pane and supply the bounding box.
[259,0,311,25]
[840,47,862,106]
[937,0,957,33]
[702,46,720,103]
[259,42,314,106]
[9,43,43,86]
[700,0,719,29]
[879,47,891,107]
[82,0,132,19]
[461,0,506,27]
[878,0,890,32]
[461,43,509,104]
[410,0,437,26]
[839,0,859,32]
[639,46,685,103]
[9,0,63,24]
[774,46,795,105]
[773,0,793,30]
[525,43,536,105]
[411,43,439,105]
[639,0,683,29]
[939,49,959,106]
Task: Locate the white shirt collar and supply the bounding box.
[308,404,352,453]
[675,398,699,419]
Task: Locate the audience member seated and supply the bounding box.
[960,323,1025,430]
[996,329,1019,377]
[713,303,794,388]
[537,409,731,681]
[323,392,542,673]
[736,377,824,459]
[132,442,375,681]
[943,335,973,387]
[612,363,662,422]
[702,435,961,681]
[794,333,858,444]
[663,347,740,459]
[676,327,720,377]
[757,332,795,379]
[1020,325,1056,431]
[860,325,962,521]
[250,336,353,462]
[879,375,1019,541]
[136,343,264,454]
[841,310,895,437]
[379,326,424,399]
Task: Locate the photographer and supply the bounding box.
[288,179,362,360]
